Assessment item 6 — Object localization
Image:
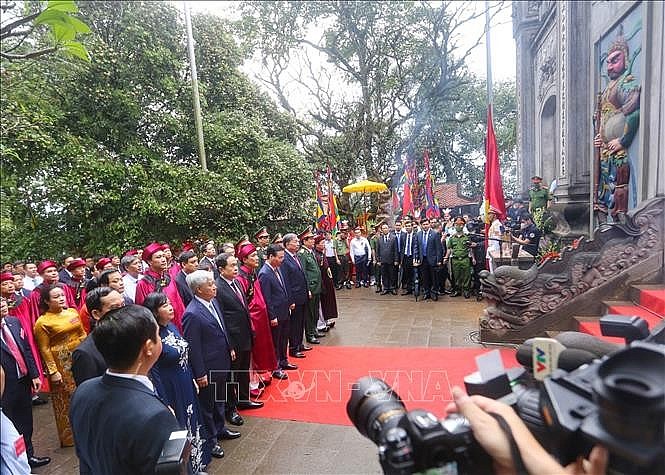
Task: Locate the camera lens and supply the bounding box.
[347,377,407,443]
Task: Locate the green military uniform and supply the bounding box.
[298,247,322,340]
[369,234,381,289]
[529,186,551,212]
[446,233,472,296]
[334,235,350,287]
[256,247,267,269]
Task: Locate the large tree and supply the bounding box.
[1,1,312,260]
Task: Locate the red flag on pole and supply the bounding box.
[326,166,339,232]
[483,105,505,220]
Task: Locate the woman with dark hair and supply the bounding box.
[142,292,211,472]
[33,283,87,447]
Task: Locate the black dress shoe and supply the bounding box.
[306,337,320,344]
[211,444,225,458]
[318,325,330,332]
[28,456,51,468]
[391,289,397,295]
[432,293,438,301]
[282,362,298,370]
[401,290,412,295]
[32,395,48,406]
[238,400,264,410]
[464,291,471,299]
[218,428,241,440]
[226,409,244,426]
[315,331,326,338]
[450,291,460,297]
[363,282,369,287]
[380,290,389,295]
[289,351,305,358]
[422,294,430,300]
[326,320,335,328]
[355,283,361,288]
[272,370,288,380]
[300,345,313,351]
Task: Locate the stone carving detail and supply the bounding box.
[527,1,541,17]
[536,27,557,102]
[559,1,567,177]
[480,197,664,331]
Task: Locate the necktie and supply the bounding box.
[406,234,411,256]
[396,234,401,252]
[422,231,429,256]
[208,302,223,328]
[273,267,284,288]
[293,253,302,269]
[230,281,244,306]
[1,323,28,378]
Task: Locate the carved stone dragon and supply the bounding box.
[479,197,664,333]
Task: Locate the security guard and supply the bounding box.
[528,176,552,213]
[254,227,270,268]
[444,217,474,298]
[511,213,542,256]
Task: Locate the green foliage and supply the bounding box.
[1,1,311,261]
[1,0,91,62]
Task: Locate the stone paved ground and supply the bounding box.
[31,286,487,474]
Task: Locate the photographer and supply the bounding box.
[510,213,541,257]
[446,386,608,475]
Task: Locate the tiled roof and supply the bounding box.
[433,183,479,207]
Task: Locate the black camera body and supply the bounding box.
[348,320,665,475]
[347,378,492,475]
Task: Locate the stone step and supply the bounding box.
[629,285,665,317]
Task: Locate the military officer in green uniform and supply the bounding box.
[254,227,270,268]
[298,229,323,343]
[443,217,475,299]
[334,228,351,289]
[528,176,552,213]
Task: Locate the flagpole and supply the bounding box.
[485,0,493,108]
[183,1,207,171]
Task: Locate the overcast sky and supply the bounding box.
[184,1,517,82]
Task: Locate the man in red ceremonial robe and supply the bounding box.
[134,242,185,331]
[65,258,88,311]
[1,272,48,392]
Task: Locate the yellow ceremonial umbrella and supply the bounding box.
[342,180,388,225]
[342,180,388,194]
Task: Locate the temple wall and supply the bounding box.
[513,0,664,237]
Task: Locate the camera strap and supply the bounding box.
[489,413,528,475]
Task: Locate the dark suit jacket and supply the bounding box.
[1,316,39,383]
[70,373,180,475]
[258,263,291,322]
[58,268,73,286]
[392,230,407,256]
[416,229,443,265]
[399,231,421,262]
[376,234,398,264]
[215,278,253,352]
[199,257,219,279]
[72,335,107,386]
[182,298,231,381]
[281,252,308,305]
[174,270,194,307]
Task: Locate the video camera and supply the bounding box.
[347,316,665,475]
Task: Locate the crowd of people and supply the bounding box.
[0,226,342,473]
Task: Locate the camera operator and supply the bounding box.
[446,386,608,475]
[510,213,541,257]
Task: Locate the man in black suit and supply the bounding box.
[399,220,420,295]
[376,223,398,295]
[57,256,74,286]
[391,220,406,291]
[415,218,443,300]
[69,305,180,474]
[183,270,238,459]
[72,288,125,386]
[281,233,311,353]
[258,244,295,380]
[199,241,219,279]
[215,253,263,427]
[175,250,198,307]
[0,298,51,469]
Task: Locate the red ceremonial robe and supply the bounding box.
[236,264,277,372]
[134,269,185,332]
[7,294,49,391]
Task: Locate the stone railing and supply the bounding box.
[479,196,664,343]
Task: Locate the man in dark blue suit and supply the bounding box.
[69,305,180,474]
[174,250,198,307]
[183,270,239,459]
[415,218,443,300]
[0,298,50,469]
[280,233,311,354]
[71,288,125,386]
[258,244,295,380]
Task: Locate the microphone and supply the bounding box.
[554,331,621,357]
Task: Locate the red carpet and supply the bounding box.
[241,346,517,426]
[640,289,665,316]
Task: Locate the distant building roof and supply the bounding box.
[433,183,479,208]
